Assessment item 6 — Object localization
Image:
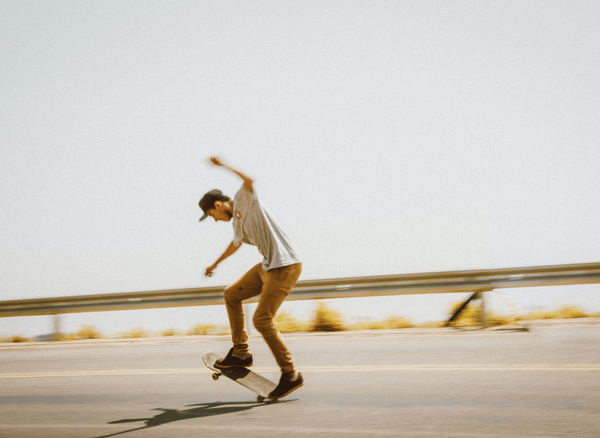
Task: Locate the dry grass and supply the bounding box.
[414,321,446,328]
[517,305,587,321]
[274,311,309,333]
[0,335,31,343]
[447,301,595,328]
[5,302,596,343]
[117,328,149,339]
[447,302,484,327]
[161,329,180,337]
[75,325,103,339]
[353,316,413,330]
[311,302,346,332]
[187,324,231,336]
[448,303,520,328]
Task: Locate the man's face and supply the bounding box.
[207,203,232,222]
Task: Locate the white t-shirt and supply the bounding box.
[232,185,301,271]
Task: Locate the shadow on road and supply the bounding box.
[94,400,291,438]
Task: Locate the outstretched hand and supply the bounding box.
[208,155,223,167]
[205,264,217,277]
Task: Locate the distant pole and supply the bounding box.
[476,292,488,328]
[475,291,487,328]
[52,314,61,341]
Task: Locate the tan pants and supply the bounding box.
[223,262,302,374]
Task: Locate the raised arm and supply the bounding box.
[208,155,253,191]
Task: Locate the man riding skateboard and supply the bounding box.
[199,155,303,399]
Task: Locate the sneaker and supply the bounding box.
[268,372,304,399]
[215,347,253,369]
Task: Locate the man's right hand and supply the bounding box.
[205,264,218,277]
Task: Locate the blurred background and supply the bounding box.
[1,0,599,339]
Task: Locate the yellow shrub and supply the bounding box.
[161,329,179,337]
[484,313,518,327]
[76,326,102,339]
[274,312,308,333]
[556,305,586,319]
[311,302,346,332]
[118,328,148,338]
[382,316,413,329]
[187,324,217,335]
[519,305,587,320]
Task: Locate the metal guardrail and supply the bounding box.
[1,262,599,318]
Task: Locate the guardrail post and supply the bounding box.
[447,289,490,329]
[447,292,477,326]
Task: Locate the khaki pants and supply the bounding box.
[223,262,302,374]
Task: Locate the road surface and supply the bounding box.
[1,325,600,437]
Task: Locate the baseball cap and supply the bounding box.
[199,189,227,221]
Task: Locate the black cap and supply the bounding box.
[199,189,227,221]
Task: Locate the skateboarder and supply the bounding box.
[199,155,304,399]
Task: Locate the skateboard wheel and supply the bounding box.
[257,396,265,403]
[212,373,220,381]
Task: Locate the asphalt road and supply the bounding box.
[1,325,600,438]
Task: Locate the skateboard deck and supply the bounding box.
[202,351,277,402]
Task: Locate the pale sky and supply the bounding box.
[1,1,599,337]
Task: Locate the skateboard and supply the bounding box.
[202,351,277,402]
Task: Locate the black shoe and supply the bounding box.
[215,348,253,369]
[268,372,304,399]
